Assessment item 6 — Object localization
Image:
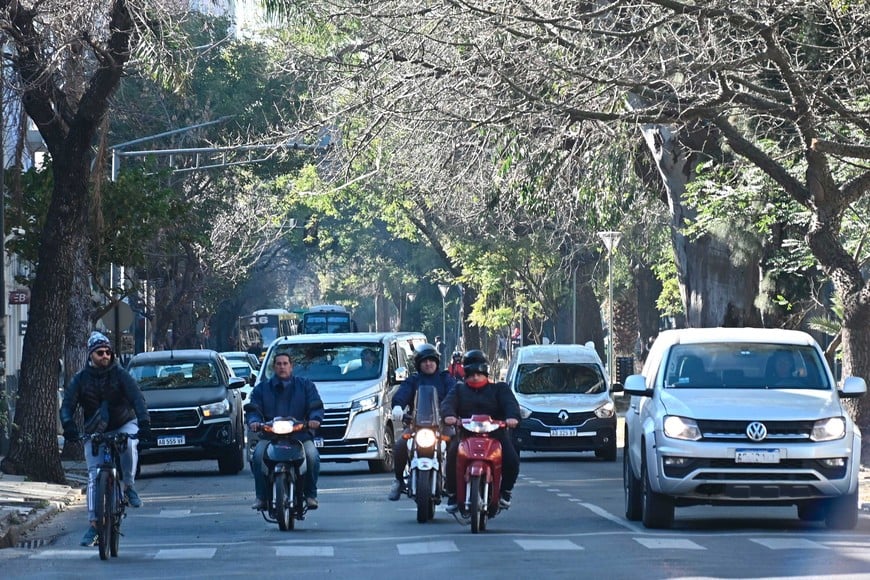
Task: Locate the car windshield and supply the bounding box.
[229,363,251,378]
[262,343,384,382]
[664,343,830,390]
[514,363,606,395]
[128,361,219,390]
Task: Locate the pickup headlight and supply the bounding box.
[811,417,846,441]
[201,399,230,418]
[352,394,379,413]
[663,415,702,441]
[594,401,615,419]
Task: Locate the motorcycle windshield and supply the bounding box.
[414,383,441,428]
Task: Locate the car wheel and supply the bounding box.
[824,492,858,530]
[218,420,246,475]
[598,437,617,462]
[624,444,643,521]
[641,457,674,529]
[368,424,395,474]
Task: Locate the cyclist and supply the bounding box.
[60,331,151,547]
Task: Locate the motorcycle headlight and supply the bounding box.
[414,428,437,448]
[352,394,378,413]
[811,417,846,441]
[201,399,230,418]
[663,415,701,441]
[271,420,296,435]
[594,401,615,419]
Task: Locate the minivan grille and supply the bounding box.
[319,407,350,441]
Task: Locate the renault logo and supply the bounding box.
[746,421,768,441]
[558,410,570,423]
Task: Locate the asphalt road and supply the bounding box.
[1,450,869,580]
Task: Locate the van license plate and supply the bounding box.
[157,435,185,447]
[550,428,577,437]
[314,437,324,448]
[735,449,780,463]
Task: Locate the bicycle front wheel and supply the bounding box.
[96,471,113,560]
[110,478,123,557]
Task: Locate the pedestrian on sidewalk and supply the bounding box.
[59,331,151,547]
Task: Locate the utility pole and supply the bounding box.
[0,41,7,455]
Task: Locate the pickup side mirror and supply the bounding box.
[840,376,867,398]
[623,374,652,397]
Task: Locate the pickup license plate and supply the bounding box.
[735,448,780,463]
[550,428,577,437]
[314,437,324,448]
[157,435,186,447]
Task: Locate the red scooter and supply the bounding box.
[454,414,507,533]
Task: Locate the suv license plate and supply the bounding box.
[735,449,780,463]
[157,435,186,447]
[550,428,577,437]
[314,437,324,448]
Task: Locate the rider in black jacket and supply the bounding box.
[387,343,457,500]
[60,331,150,547]
[441,349,520,513]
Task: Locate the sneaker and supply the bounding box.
[80,526,98,547]
[387,479,405,501]
[252,499,266,510]
[124,487,142,508]
[445,495,458,514]
[499,489,512,509]
[306,497,319,510]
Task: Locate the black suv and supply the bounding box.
[127,349,247,474]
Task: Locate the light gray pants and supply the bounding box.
[85,420,139,521]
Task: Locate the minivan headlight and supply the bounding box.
[663,415,701,441]
[519,405,533,419]
[201,399,230,418]
[811,417,846,441]
[352,394,379,413]
[595,401,615,419]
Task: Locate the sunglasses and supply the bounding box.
[93,349,112,357]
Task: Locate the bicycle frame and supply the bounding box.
[88,432,133,560]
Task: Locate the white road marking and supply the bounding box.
[154,548,217,559]
[751,538,829,550]
[397,540,459,555]
[515,539,583,551]
[276,546,335,557]
[634,538,706,550]
[31,550,97,559]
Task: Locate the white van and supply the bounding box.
[255,332,428,473]
[505,343,621,460]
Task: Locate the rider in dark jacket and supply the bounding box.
[387,343,457,500]
[60,331,150,547]
[441,349,521,512]
[246,352,325,510]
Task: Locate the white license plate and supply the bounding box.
[735,448,780,463]
[157,435,186,447]
[314,437,324,448]
[550,428,577,438]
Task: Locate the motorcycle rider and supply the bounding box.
[387,343,457,500]
[247,352,324,510]
[447,351,465,379]
[441,349,520,513]
[60,331,151,547]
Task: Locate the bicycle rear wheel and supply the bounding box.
[96,471,113,560]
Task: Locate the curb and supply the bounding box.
[0,470,86,549]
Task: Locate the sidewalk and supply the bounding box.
[0,459,86,548]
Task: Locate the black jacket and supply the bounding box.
[60,361,150,432]
[440,380,521,421]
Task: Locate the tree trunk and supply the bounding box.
[60,239,91,460]
[634,261,663,362]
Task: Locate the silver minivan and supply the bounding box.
[506,343,621,461]
[255,332,427,473]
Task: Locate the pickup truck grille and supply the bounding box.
[696,419,815,442]
[150,408,202,430]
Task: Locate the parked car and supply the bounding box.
[505,343,621,460]
[221,350,261,372]
[623,328,866,529]
[256,332,427,473]
[127,349,247,474]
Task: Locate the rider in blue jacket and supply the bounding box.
[388,343,457,500]
[246,352,325,510]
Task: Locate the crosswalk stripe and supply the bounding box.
[397,540,459,555]
[634,538,706,550]
[515,539,583,551]
[31,549,97,559]
[154,548,217,559]
[751,538,829,550]
[276,546,335,557]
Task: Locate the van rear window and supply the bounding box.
[515,363,606,395]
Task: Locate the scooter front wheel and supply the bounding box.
[274,473,294,531]
[469,474,487,533]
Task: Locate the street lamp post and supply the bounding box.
[438,283,450,360]
[598,231,622,386]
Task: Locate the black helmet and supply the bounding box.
[462,349,489,376]
[414,343,440,368]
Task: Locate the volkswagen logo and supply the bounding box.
[558,410,570,424]
[746,421,768,441]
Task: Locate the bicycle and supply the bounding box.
[86,432,136,560]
